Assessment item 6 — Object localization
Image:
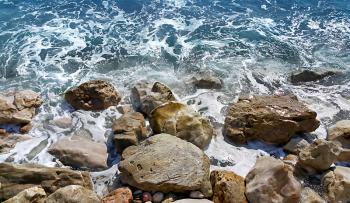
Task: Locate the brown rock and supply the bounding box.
[131,81,176,117]
[20,123,33,134]
[3,186,46,203]
[291,70,337,84]
[0,163,93,201]
[45,185,100,203]
[300,187,326,203]
[245,156,301,203]
[298,139,341,172]
[0,90,42,127]
[327,120,350,162]
[223,95,320,144]
[113,112,147,153]
[102,187,133,203]
[210,170,247,203]
[48,135,108,171]
[65,80,121,111]
[150,102,213,149]
[117,104,133,114]
[191,73,223,89]
[322,166,350,203]
[119,134,212,197]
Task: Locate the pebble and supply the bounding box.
[189,191,205,199]
[142,192,152,202]
[153,192,164,203]
[133,190,143,200]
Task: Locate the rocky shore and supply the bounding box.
[0,70,349,203]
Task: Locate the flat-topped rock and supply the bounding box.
[131,81,176,117]
[119,134,212,197]
[48,135,108,171]
[0,163,93,201]
[65,80,121,111]
[223,95,320,144]
[150,102,213,149]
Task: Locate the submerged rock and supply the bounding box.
[300,187,326,203]
[298,139,341,172]
[210,170,247,203]
[223,95,320,144]
[245,156,301,203]
[65,80,121,111]
[327,120,350,162]
[322,166,350,203]
[0,90,42,131]
[3,186,46,203]
[0,163,93,201]
[291,70,337,84]
[191,72,223,89]
[130,81,176,117]
[150,102,213,149]
[48,135,108,171]
[102,187,133,203]
[119,134,212,197]
[45,185,100,203]
[113,112,147,153]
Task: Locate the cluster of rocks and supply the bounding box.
[1,72,350,203]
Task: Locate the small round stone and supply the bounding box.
[133,190,143,199]
[142,192,152,202]
[152,192,164,203]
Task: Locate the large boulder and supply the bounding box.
[3,186,46,203]
[119,134,212,197]
[223,95,320,144]
[210,170,247,203]
[0,90,42,131]
[328,120,350,162]
[0,163,93,201]
[300,187,326,203]
[131,81,176,116]
[291,70,337,84]
[245,156,301,203]
[48,135,108,171]
[45,185,100,203]
[298,139,341,172]
[65,80,121,111]
[322,166,350,203]
[113,112,147,153]
[150,102,213,149]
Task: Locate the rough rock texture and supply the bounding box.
[298,139,341,172]
[119,134,212,197]
[65,80,121,111]
[223,95,320,144]
[300,187,326,203]
[322,166,350,203]
[150,102,213,149]
[48,135,108,171]
[283,137,310,155]
[3,186,46,203]
[210,170,247,203]
[45,185,100,203]
[0,90,42,127]
[102,187,133,203]
[291,70,337,84]
[0,163,93,201]
[0,133,30,153]
[191,73,223,89]
[327,120,350,162]
[113,112,147,153]
[245,156,302,203]
[131,81,176,116]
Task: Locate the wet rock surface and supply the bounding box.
[0,163,93,201]
[113,112,147,153]
[131,81,176,117]
[322,166,350,203]
[65,80,121,111]
[191,72,223,89]
[291,70,337,84]
[119,134,212,197]
[210,170,247,203]
[48,135,108,171]
[45,185,100,203]
[223,95,320,144]
[245,156,301,203]
[0,133,30,153]
[150,102,213,149]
